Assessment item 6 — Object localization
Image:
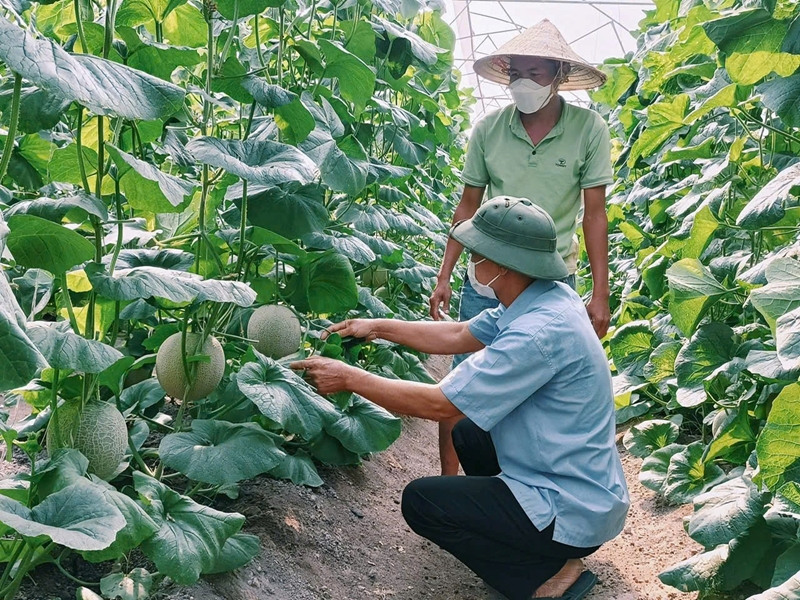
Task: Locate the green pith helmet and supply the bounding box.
[450,196,569,280]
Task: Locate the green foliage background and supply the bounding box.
[591,0,800,595]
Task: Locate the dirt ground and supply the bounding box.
[159,355,702,600]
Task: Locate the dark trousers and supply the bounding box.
[401,419,599,600]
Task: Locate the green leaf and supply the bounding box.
[0,483,124,550]
[100,568,152,600]
[702,404,757,464]
[235,183,328,240]
[771,545,800,589]
[81,479,160,563]
[34,449,89,499]
[302,232,376,265]
[318,40,376,111]
[628,95,689,167]
[7,215,95,274]
[777,306,800,370]
[159,420,285,485]
[0,85,71,134]
[112,249,195,271]
[682,206,719,260]
[236,353,341,438]
[289,252,358,314]
[187,137,318,186]
[5,193,108,223]
[0,16,184,119]
[757,383,800,492]
[116,0,186,25]
[269,449,323,487]
[686,476,768,548]
[750,258,800,330]
[0,305,48,394]
[308,430,361,465]
[342,20,377,63]
[663,441,727,505]
[684,84,748,125]
[737,163,800,229]
[373,17,443,66]
[610,321,654,377]
[674,323,736,408]
[216,0,284,19]
[666,258,729,336]
[106,144,196,214]
[748,574,800,600]
[27,322,123,373]
[242,79,315,144]
[116,26,203,81]
[659,520,773,592]
[759,73,800,128]
[643,341,681,383]
[622,419,679,458]
[134,472,245,585]
[591,64,638,106]
[202,533,260,574]
[640,443,686,494]
[765,481,800,541]
[85,263,256,307]
[325,394,401,454]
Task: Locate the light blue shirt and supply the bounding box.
[440,280,629,548]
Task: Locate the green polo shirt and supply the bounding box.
[461,100,614,273]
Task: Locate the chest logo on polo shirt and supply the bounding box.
[556,158,567,168]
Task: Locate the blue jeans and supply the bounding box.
[451,274,577,368]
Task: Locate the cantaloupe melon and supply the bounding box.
[362,267,389,288]
[46,401,128,481]
[155,333,225,401]
[247,305,302,359]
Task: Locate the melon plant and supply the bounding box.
[46,401,127,480]
[247,305,302,359]
[155,333,225,401]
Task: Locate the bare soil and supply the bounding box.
[11,357,708,600]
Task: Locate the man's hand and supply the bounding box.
[324,319,379,342]
[290,357,355,395]
[586,294,610,339]
[429,279,452,321]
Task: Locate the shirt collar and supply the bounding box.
[508,97,567,147]
[496,280,557,330]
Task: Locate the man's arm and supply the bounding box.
[290,357,462,421]
[327,318,485,356]
[429,185,485,320]
[582,186,610,338]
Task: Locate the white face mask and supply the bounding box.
[467,258,501,299]
[509,78,555,114]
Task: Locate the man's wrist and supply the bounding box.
[345,366,368,394]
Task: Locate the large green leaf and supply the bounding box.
[202,533,260,575]
[591,64,638,106]
[372,17,443,66]
[234,183,328,240]
[159,420,285,485]
[622,419,679,458]
[289,252,358,314]
[643,341,681,383]
[663,441,726,505]
[674,323,736,408]
[186,137,318,186]
[777,306,800,370]
[757,383,800,492]
[0,483,124,550]
[100,568,152,600]
[216,0,284,19]
[628,95,689,167]
[659,520,773,592]
[325,394,401,454]
[116,27,203,81]
[666,259,729,336]
[748,575,800,600]
[5,193,108,223]
[318,40,376,111]
[268,449,323,487]
[7,215,95,274]
[737,163,800,229]
[26,322,122,373]
[610,321,654,377]
[85,263,256,307]
[765,481,800,541]
[0,16,184,119]
[134,472,244,585]
[702,403,757,464]
[640,443,686,494]
[759,73,800,128]
[750,258,800,330]
[0,271,48,392]
[686,476,769,548]
[236,353,341,438]
[302,232,376,265]
[242,79,315,144]
[106,144,196,214]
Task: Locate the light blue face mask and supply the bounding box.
[467,258,502,300]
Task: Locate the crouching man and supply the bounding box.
[291,197,629,600]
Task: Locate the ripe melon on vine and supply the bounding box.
[46,401,128,481]
[247,305,302,359]
[155,332,225,401]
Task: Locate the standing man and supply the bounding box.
[292,198,629,600]
[429,19,615,475]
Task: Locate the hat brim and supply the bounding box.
[473,54,606,91]
[451,219,570,281]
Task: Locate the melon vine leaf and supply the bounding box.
[27,322,123,373]
[622,419,680,458]
[202,533,261,575]
[268,449,324,487]
[324,394,402,455]
[7,214,96,274]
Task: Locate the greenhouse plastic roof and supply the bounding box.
[441,0,653,119]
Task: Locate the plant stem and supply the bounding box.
[75,107,91,193]
[217,0,240,71]
[155,20,163,43]
[74,0,89,53]
[254,14,267,68]
[237,180,248,278]
[0,539,24,594]
[54,551,100,586]
[278,10,284,84]
[307,0,317,38]
[0,73,22,182]
[59,273,80,333]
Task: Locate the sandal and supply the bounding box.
[535,570,597,599]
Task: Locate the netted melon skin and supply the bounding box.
[155,333,225,401]
[46,402,128,481]
[247,305,302,359]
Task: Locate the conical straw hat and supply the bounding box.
[473,19,606,91]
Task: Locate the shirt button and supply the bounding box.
[532,150,537,155]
